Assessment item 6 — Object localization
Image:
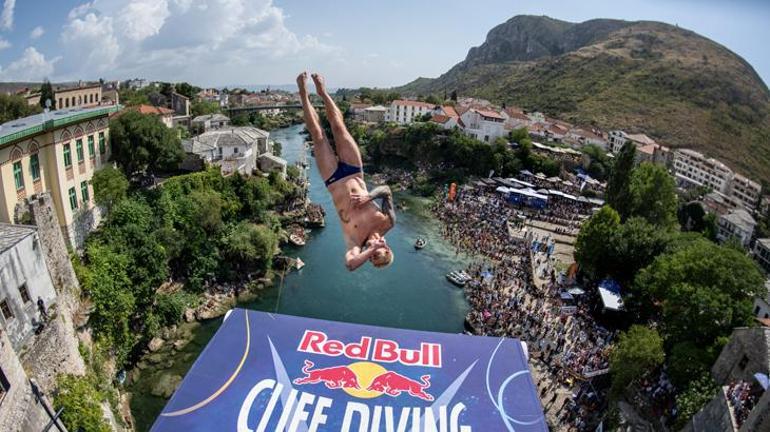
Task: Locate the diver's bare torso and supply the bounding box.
[328,175,391,248]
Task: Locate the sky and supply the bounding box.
[0,0,768,89]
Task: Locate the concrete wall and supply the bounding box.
[0,227,58,352]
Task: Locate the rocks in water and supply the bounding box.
[151,374,182,398]
[148,337,165,352]
[173,339,189,351]
[183,308,196,322]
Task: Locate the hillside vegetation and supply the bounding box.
[398,16,770,184]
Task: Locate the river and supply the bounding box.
[128,124,470,431]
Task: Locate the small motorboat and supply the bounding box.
[289,233,306,246]
[295,257,305,270]
[446,271,467,287]
[414,238,427,250]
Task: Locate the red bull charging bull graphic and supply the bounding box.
[151,309,546,431]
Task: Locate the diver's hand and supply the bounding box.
[371,238,387,250]
[350,192,369,207]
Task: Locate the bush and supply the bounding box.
[609,325,665,397]
[674,373,719,429]
[55,375,110,432]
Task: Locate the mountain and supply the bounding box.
[397,15,770,185]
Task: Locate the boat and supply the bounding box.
[414,238,427,250]
[295,257,305,270]
[289,233,306,246]
[446,271,468,287]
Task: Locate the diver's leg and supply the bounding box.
[298,72,337,180]
[312,73,363,168]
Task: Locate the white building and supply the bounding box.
[716,208,756,248]
[754,238,770,275]
[362,105,387,123]
[753,280,770,320]
[192,114,231,132]
[182,127,286,178]
[459,108,506,143]
[0,224,58,351]
[673,149,761,210]
[386,100,436,124]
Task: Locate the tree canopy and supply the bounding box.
[0,93,41,123]
[606,141,636,219]
[91,166,129,211]
[628,163,678,228]
[574,206,621,279]
[609,325,665,396]
[109,111,185,176]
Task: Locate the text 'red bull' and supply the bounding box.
[298,330,442,368]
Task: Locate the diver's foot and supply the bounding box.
[311,73,327,96]
[296,72,308,94]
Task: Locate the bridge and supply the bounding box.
[227,104,322,116]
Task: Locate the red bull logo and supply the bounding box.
[297,330,442,368]
[294,359,434,402]
[293,360,361,390]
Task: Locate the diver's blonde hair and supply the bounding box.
[371,248,394,268]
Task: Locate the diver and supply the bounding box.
[297,72,395,271]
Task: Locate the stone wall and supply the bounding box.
[711,327,770,385]
[683,387,735,432]
[0,322,64,432]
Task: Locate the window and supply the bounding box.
[81,181,89,203]
[76,139,84,162]
[63,144,72,167]
[18,283,30,303]
[234,147,239,154]
[87,135,95,157]
[738,355,749,370]
[89,94,94,104]
[68,187,77,210]
[30,153,40,181]
[13,161,23,190]
[64,98,69,108]
[0,300,13,320]
[71,96,75,106]
[98,132,105,154]
[0,367,10,404]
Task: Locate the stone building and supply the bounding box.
[684,327,770,432]
[191,113,231,133]
[54,83,103,110]
[0,224,58,351]
[182,127,286,177]
[0,105,118,248]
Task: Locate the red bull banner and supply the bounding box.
[151,309,546,432]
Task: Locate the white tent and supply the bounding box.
[598,285,623,311]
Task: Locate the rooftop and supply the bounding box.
[185,126,269,154]
[0,105,120,150]
[391,99,436,109]
[0,223,37,254]
[128,104,174,116]
[721,208,757,232]
[192,113,231,123]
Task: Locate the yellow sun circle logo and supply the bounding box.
[343,361,388,399]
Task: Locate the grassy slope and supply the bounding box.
[399,22,770,184]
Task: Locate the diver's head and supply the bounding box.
[366,232,394,268]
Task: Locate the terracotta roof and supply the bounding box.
[130,104,174,115]
[392,99,436,109]
[506,110,530,121]
[627,133,656,146]
[431,114,452,124]
[638,143,657,155]
[455,106,470,117]
[349,103,372,110]
[571,128,604,141]
[441,105,459,118]
[475,109,504,120]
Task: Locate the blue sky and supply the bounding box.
[0,0,768,89]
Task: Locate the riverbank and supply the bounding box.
[126,124,472,431]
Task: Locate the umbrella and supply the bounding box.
[754,372,769,390]
[568,287,586,296]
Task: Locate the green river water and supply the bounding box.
[128,124,471,431]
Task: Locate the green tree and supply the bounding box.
[192,99,221,117]
[39,79,55,109]
[55,375,110,432]
[231,113,250,126]
[175,82,199,99]
[221,222,278,276]
[606,142,636,220]
[609,325,665,397]
[628,163,678,228]
[608,217,671,285]
[91,165,129,211]
[575,206,621,279]
[109,111,185,175]
[674,373,719,429]
[635,239,764,347]
[0,93,41,123]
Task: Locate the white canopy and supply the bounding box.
[598,286,624,311]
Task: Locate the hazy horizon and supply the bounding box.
[0,1,767,89]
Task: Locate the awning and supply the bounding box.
[568,287,586,296]
[598,279,623,311]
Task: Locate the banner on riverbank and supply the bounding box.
[151,309,546,432]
